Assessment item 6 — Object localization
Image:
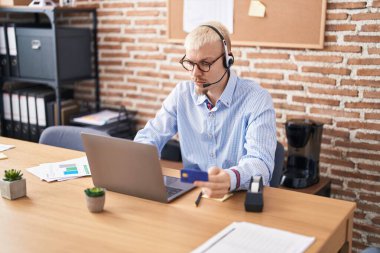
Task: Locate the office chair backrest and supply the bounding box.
[270,141,285,187]
[362,247,380,253]
[39,126,110,151]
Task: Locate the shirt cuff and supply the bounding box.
[226,167,240,192]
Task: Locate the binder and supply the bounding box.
[29,87,73,141]
[2,83,31,138]
[27,91,37,141]
[7,25,19,77]
[19,88,31,140]
[46,100,56,127]
[36,89,55,141]
[19,86,41,141]
[2,90,12,137]
[0,25,10,77]
[27,87,55,142]
[11,90,22,139]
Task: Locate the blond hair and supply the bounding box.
[184,21,232,53]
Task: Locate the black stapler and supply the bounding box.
[244,176,264,212]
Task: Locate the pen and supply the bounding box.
[195,191,203,207]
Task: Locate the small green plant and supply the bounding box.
[3,169,23,181]
[84,187,105,197]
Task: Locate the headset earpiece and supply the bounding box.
[226,53,234,68]
[222,39,234,69]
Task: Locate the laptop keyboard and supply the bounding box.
[166,186,182,198]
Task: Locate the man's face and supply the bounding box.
[184,42,225,95]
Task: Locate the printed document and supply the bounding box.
[192,222,315,253]
[27,156,90,182]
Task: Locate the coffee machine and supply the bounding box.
[282,119,324,189]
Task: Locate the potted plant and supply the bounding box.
[0,169,27,200]
[84,187,106,213]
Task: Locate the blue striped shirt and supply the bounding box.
[134,71,277,190]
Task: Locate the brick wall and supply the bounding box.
[73,0,379,251]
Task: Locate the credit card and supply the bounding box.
[180,168,208,183]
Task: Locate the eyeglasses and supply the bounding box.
[179,53,224,72]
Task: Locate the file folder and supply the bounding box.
[19,88,31,140]
[2,90,12,137]
[27,87,55,142]
[0,25,10,77]
[11,90,22,139]
[27,88,40,142]
[7,25,19,77]
[2,83,32,138]
[19,86,42,141]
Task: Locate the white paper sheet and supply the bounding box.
[0,144,15,152]
[27,156,90,182]
[183,0,234,33]
[192,222,315,253]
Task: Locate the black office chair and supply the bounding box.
[39,126,110,151]
[362,247,380,253]
[270,141,285,187]
[161,139,182,161]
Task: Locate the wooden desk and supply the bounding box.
[0,137,356,253]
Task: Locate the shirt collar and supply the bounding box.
[193,70,238,107]
[195,93,208,105]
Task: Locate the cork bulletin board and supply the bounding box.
[167,0,327,49]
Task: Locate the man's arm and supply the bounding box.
[134,86,179,155]
[226,94,277,191]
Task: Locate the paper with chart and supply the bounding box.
[27,156,90,182]
[183,0,234,33]
[192,222,315,253]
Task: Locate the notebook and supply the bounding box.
[81,133,195,203]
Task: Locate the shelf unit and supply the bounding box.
[0,6,99,138]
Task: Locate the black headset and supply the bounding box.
[202,25,234,69]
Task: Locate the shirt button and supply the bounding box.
[210,152,215,158]
[208,133,212,138]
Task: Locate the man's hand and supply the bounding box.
[194,167,230,198]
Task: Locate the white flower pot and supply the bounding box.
[85,194,105,213]
[0,178,27,200]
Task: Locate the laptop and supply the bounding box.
[81,133,195,203]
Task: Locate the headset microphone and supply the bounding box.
[202,69,229,88]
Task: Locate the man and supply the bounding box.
[134,21,276,198]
